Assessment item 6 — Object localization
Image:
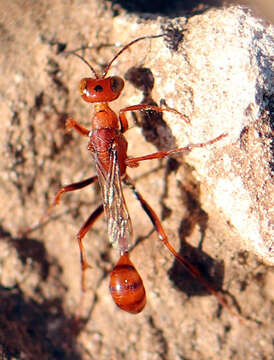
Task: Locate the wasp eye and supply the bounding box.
[110,76,124,93]
[79,79,87,95]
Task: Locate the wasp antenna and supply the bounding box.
[102,33,165,78]
[62,51,100,79]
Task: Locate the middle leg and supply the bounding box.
[126,134,227,166]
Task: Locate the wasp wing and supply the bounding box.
[94,148,133,253]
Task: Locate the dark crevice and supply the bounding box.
[0,224,83,359]
[110,0,228,16]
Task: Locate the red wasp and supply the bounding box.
[51,34,228,314]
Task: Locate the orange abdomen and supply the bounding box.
[109,253,146,314]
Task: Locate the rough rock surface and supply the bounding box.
[0,1,273,359]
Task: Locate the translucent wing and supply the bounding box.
[94,148,133,254]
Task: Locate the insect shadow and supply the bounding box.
[168,185,225,297]
[125,66,225,299]
[124,66,177,151]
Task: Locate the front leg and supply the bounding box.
[66,117,90,137]
[119,103,189,134]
